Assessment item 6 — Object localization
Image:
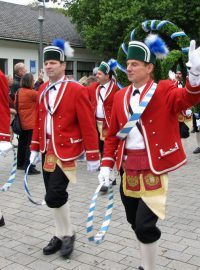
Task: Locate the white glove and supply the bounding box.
[185,109,192,117]
[186,40,200,72]
[30,151,41,165]
[87,160,100,172]
[186,40,200,86]
[168,70,175,80]
[0,141,13,157]
[98,167,111,187]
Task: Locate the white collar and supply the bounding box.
[100,81,110,90]
[132,83,146,94]
[49,75,65,91]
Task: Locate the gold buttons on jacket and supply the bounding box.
[152,131,156,135]
[149,119,153,123]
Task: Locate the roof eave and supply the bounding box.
[0,37,85,48]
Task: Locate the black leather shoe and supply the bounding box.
[0,216,5,227]
[60,234,75,258]
[193,147,200,154]
[43,236,62,255]
[100,185,108,192]
[28,167,41,175]
[138,267,144,270]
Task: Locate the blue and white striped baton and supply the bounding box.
[0,148,17,192]
[86,183,114,244]
[24,163,46,206]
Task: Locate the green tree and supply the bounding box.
[64,0,200,59]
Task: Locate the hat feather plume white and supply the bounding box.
[145,34,168,59]
[52,38,74,57]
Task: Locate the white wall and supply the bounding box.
[0,40,39,80]
[0,39,101,81]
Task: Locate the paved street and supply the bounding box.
[0,133,200,270]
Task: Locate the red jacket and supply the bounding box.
[30,79,99,161]
[0,70,10,141]
[101,79,200,174]
[16,88,38,130]
[87,81,118,129]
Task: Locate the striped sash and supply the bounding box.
[116,82,157,140]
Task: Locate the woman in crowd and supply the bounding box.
[16,73,40,174]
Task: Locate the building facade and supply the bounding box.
[0,2,101,80]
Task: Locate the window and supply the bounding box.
[0,58,8,74]
[77,61,96,80]
[66,61,73,75]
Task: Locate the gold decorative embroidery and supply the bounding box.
[127,175,139,187]
[144,173,160,186]
[43,153,57,172]
[47,154,56,163]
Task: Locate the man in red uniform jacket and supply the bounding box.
[87,61,118,191]
[98,36,200,270]
[0,69,13,227]
[30,39,100,258]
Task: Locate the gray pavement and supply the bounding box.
[0,133,200,270]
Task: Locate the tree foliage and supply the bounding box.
[64,0,200,59]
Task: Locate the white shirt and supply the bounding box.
[96,81,110,118]
[46,76,65,135]
[178,81,183,88]
[125,84,146,150]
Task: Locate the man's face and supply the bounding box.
[96,70,109,85]
[44,60,66,82]
[127,59,153,86]
[18,65,27,77]
[175,71,183,82]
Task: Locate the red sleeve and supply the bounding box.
[0,71,10,141]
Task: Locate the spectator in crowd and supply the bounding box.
[79,76,88,86]
[87,75,97,86]
[10,62,27,100]
[93,66,99,76]
[10,63,44,100]
[16,73,40,174]
[6,74,14,96]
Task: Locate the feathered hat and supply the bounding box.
[127,34,168,64]
[43,39,74,62]
[98,58,118,76]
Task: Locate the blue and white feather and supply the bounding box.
[52,38,74,57]
[108,58,118,71]
[145,34,168,59]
